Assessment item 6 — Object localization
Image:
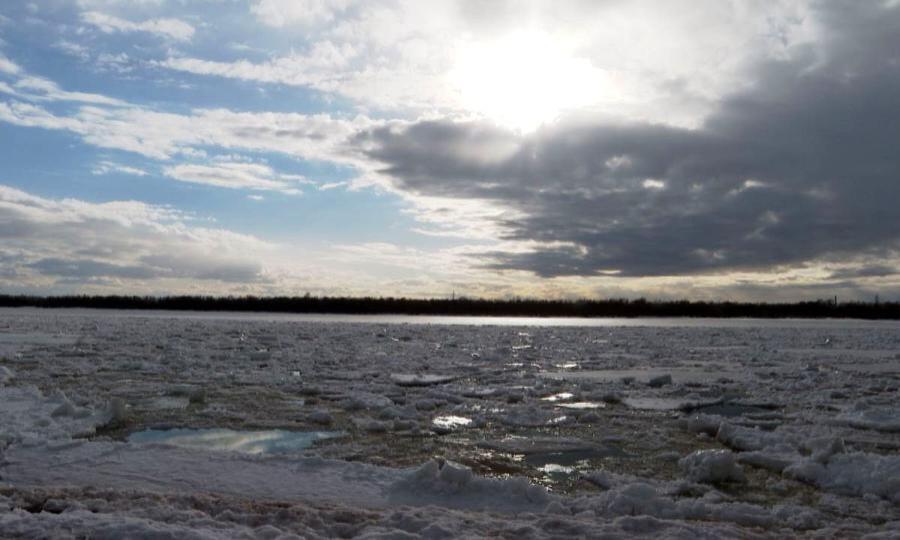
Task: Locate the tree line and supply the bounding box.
[1,294,899,319]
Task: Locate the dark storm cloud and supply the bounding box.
[358,2,900,278]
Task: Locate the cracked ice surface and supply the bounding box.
[1,307,900,538]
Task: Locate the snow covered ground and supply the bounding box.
[1,307,899,538]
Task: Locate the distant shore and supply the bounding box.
[1,294,898,320]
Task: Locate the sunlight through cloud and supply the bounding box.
[450,30,611,131]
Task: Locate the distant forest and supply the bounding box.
[1,294,899,319]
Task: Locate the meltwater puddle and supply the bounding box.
[128,428,343,455]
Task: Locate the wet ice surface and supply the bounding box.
[1,308,900,538]
[128,428,342,454]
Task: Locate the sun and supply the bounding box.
[450,30,608,132]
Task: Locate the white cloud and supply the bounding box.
[318,181,346,191]
[250,0,352,27]
[0,51,126,106]
[81,11,195,42]
[160,39,358,88]
[0,55,21,75]
[162,162,309,193]
[54,41,91,62]
[11,76,126,106]
[92,160,149,176]
[156,0,818,128]
[0,100,372,163]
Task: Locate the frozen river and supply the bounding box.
[5,306,900,328]
[1,308,898,538]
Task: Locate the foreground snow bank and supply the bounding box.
[682,413,900,504]
[1,484,815,540]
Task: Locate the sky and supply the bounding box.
[0,0,899,301]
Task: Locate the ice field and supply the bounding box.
[1,308,899,538]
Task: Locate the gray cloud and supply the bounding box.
[358,2,900,279]
[0,185,271,290]
[29,258,160,280]
[827,264,898,280]
[26,255,264,284]
[140,254,265,283]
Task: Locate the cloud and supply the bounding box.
[318,181,347,191]
[81,11,195,41]
[0,184,274,291]
[161,39,358,83]
[0,100,371,163]
[0,50,126,106]
[162,161,309,194]
[157,1,818,128]
[250,0,352,27]
[54,41,91,62]
[29,258,159,280]
[92,160,149,176]
[0,55,21,75]
[826,265,898,280]
[357,2,900,279]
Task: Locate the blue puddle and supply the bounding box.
[128,428,342,455]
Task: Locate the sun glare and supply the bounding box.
[451,30,608,132]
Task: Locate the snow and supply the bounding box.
[1,308,899,537]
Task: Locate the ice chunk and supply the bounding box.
[836,406,900,433]
[355,418,391,433]
[498,407,570,427]
[557,401,605,410]
[0,365,14,385]
[801,437,846,464]
[479,436,597,455]
[715,421,783,452]
[168,385,206,405]
[737,447,798,473]
[390,374,456,387]
[541,392,574,402]
[459,387,499,399]
[342,393,393,411]
[679,449,746,484]
[601,482,678,518]
[100,397,128,426]
[308,410,334,425]
[432,415,472,434]
[784,452,900,503]
[390,459,552,510]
